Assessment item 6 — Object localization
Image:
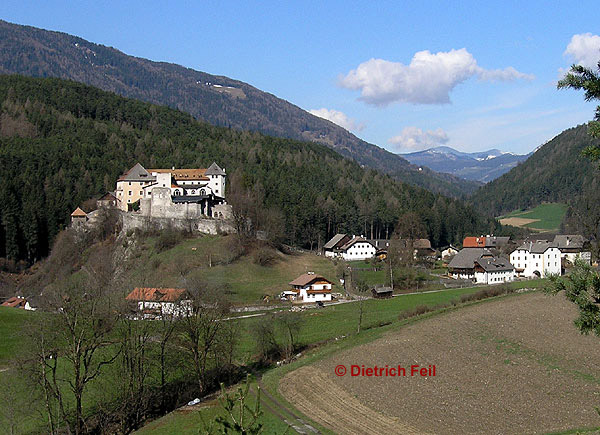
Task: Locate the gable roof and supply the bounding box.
[205,162,226,176]
[448,248,493,269]
[413,239,432,249]
[1,297,27,308]
[126,288,188,303]
[553,235,586,250]
[475,257,514,272]
[485,236,510,247]
[289,273,333,287]
[463,236,486,248]
[516,241,557,254]
[98,192,117,201]
[339,236,374,251]
[118,163,156,182]
[150,168,209,181]
[324,233,348,249]
[71,207,87,217]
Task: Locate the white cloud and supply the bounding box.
[389,127,449,152]
[339,48,534,106]
[564,33,600,68]
[308,108,365,132]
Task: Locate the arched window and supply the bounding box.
[174,189,181,196]
[200,189,206,196]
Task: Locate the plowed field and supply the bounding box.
[280,292,600,434]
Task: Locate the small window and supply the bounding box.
[128,191,132,195]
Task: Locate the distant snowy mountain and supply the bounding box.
[401,146,529,183]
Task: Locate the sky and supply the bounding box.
[2,0,600,155]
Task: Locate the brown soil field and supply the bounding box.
[279,292,600,434]
[499,217,540,227]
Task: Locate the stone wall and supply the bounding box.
[122,213,235,235]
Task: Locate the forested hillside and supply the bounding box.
[0,19,478,197]
[470,124,600,216]
[0,75,497,263]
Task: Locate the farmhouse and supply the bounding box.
[510,241,561,278]
[473,257,514,285]
[553,235,591,265]
[463,236,510,249]
[288,272,333,303]
[448,248,514,283]
[441,245,459,260]
[323,234,376,260]
[1,296,35,310]
[125,287,192,319]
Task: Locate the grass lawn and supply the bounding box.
[126,235,339,305]
[0,307,32,367]
[499,203,568,231]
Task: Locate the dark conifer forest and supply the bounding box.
[0,75,498,262]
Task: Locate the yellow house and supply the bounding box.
[115,163,156,211]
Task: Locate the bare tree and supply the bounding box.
[179,278,230,395]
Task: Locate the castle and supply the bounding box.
[116,162,227,216]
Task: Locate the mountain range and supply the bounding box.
[402,146,529,182]
[0,19,479,197]
[469,124,600,216]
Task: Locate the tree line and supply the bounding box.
[0,75,499,263]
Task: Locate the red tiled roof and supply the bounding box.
[126,288,187,302]
[1,297,26,308]
[463,236,486,248]
[149,168,209,181]
[71,207,87,217]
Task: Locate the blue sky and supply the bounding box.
[2,0,600,155]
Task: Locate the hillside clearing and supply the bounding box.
[498,203,567,231]
[280,292,600,434]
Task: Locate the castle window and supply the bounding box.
[200,189,206,196]
[174,190,181,196]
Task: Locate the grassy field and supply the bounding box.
[499,203,567,231]
[138,279,547,433]
[125,235,338,305]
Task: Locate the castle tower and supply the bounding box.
[205,162,226,198]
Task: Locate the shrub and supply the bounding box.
[155,229,183,253]
[252,247,278,266]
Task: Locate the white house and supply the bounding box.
[473,257,515,285]
[339,236,377,261]
[448,248,514,284]
[288,272,333,303]
[323,234,377,260]
[125,287,192,319]
[553,235,591,266]
[510,241,561,278]
[441,245,459,260]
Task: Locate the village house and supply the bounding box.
[553,235,591,265]
[1,296,35,310]
[441,245,459,260]
[323,234,377,261]
[463,236,510,249]
[448,248,514,284]
[288,272,333,303]
[96,192,119,208]
[116,162,227,216]
[125,287,192,319]
[510,241,561,278]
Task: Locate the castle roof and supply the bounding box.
[71,207,87,217]
[205,162,226,176]
[150,168,209,181]
[118,163,156,182]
